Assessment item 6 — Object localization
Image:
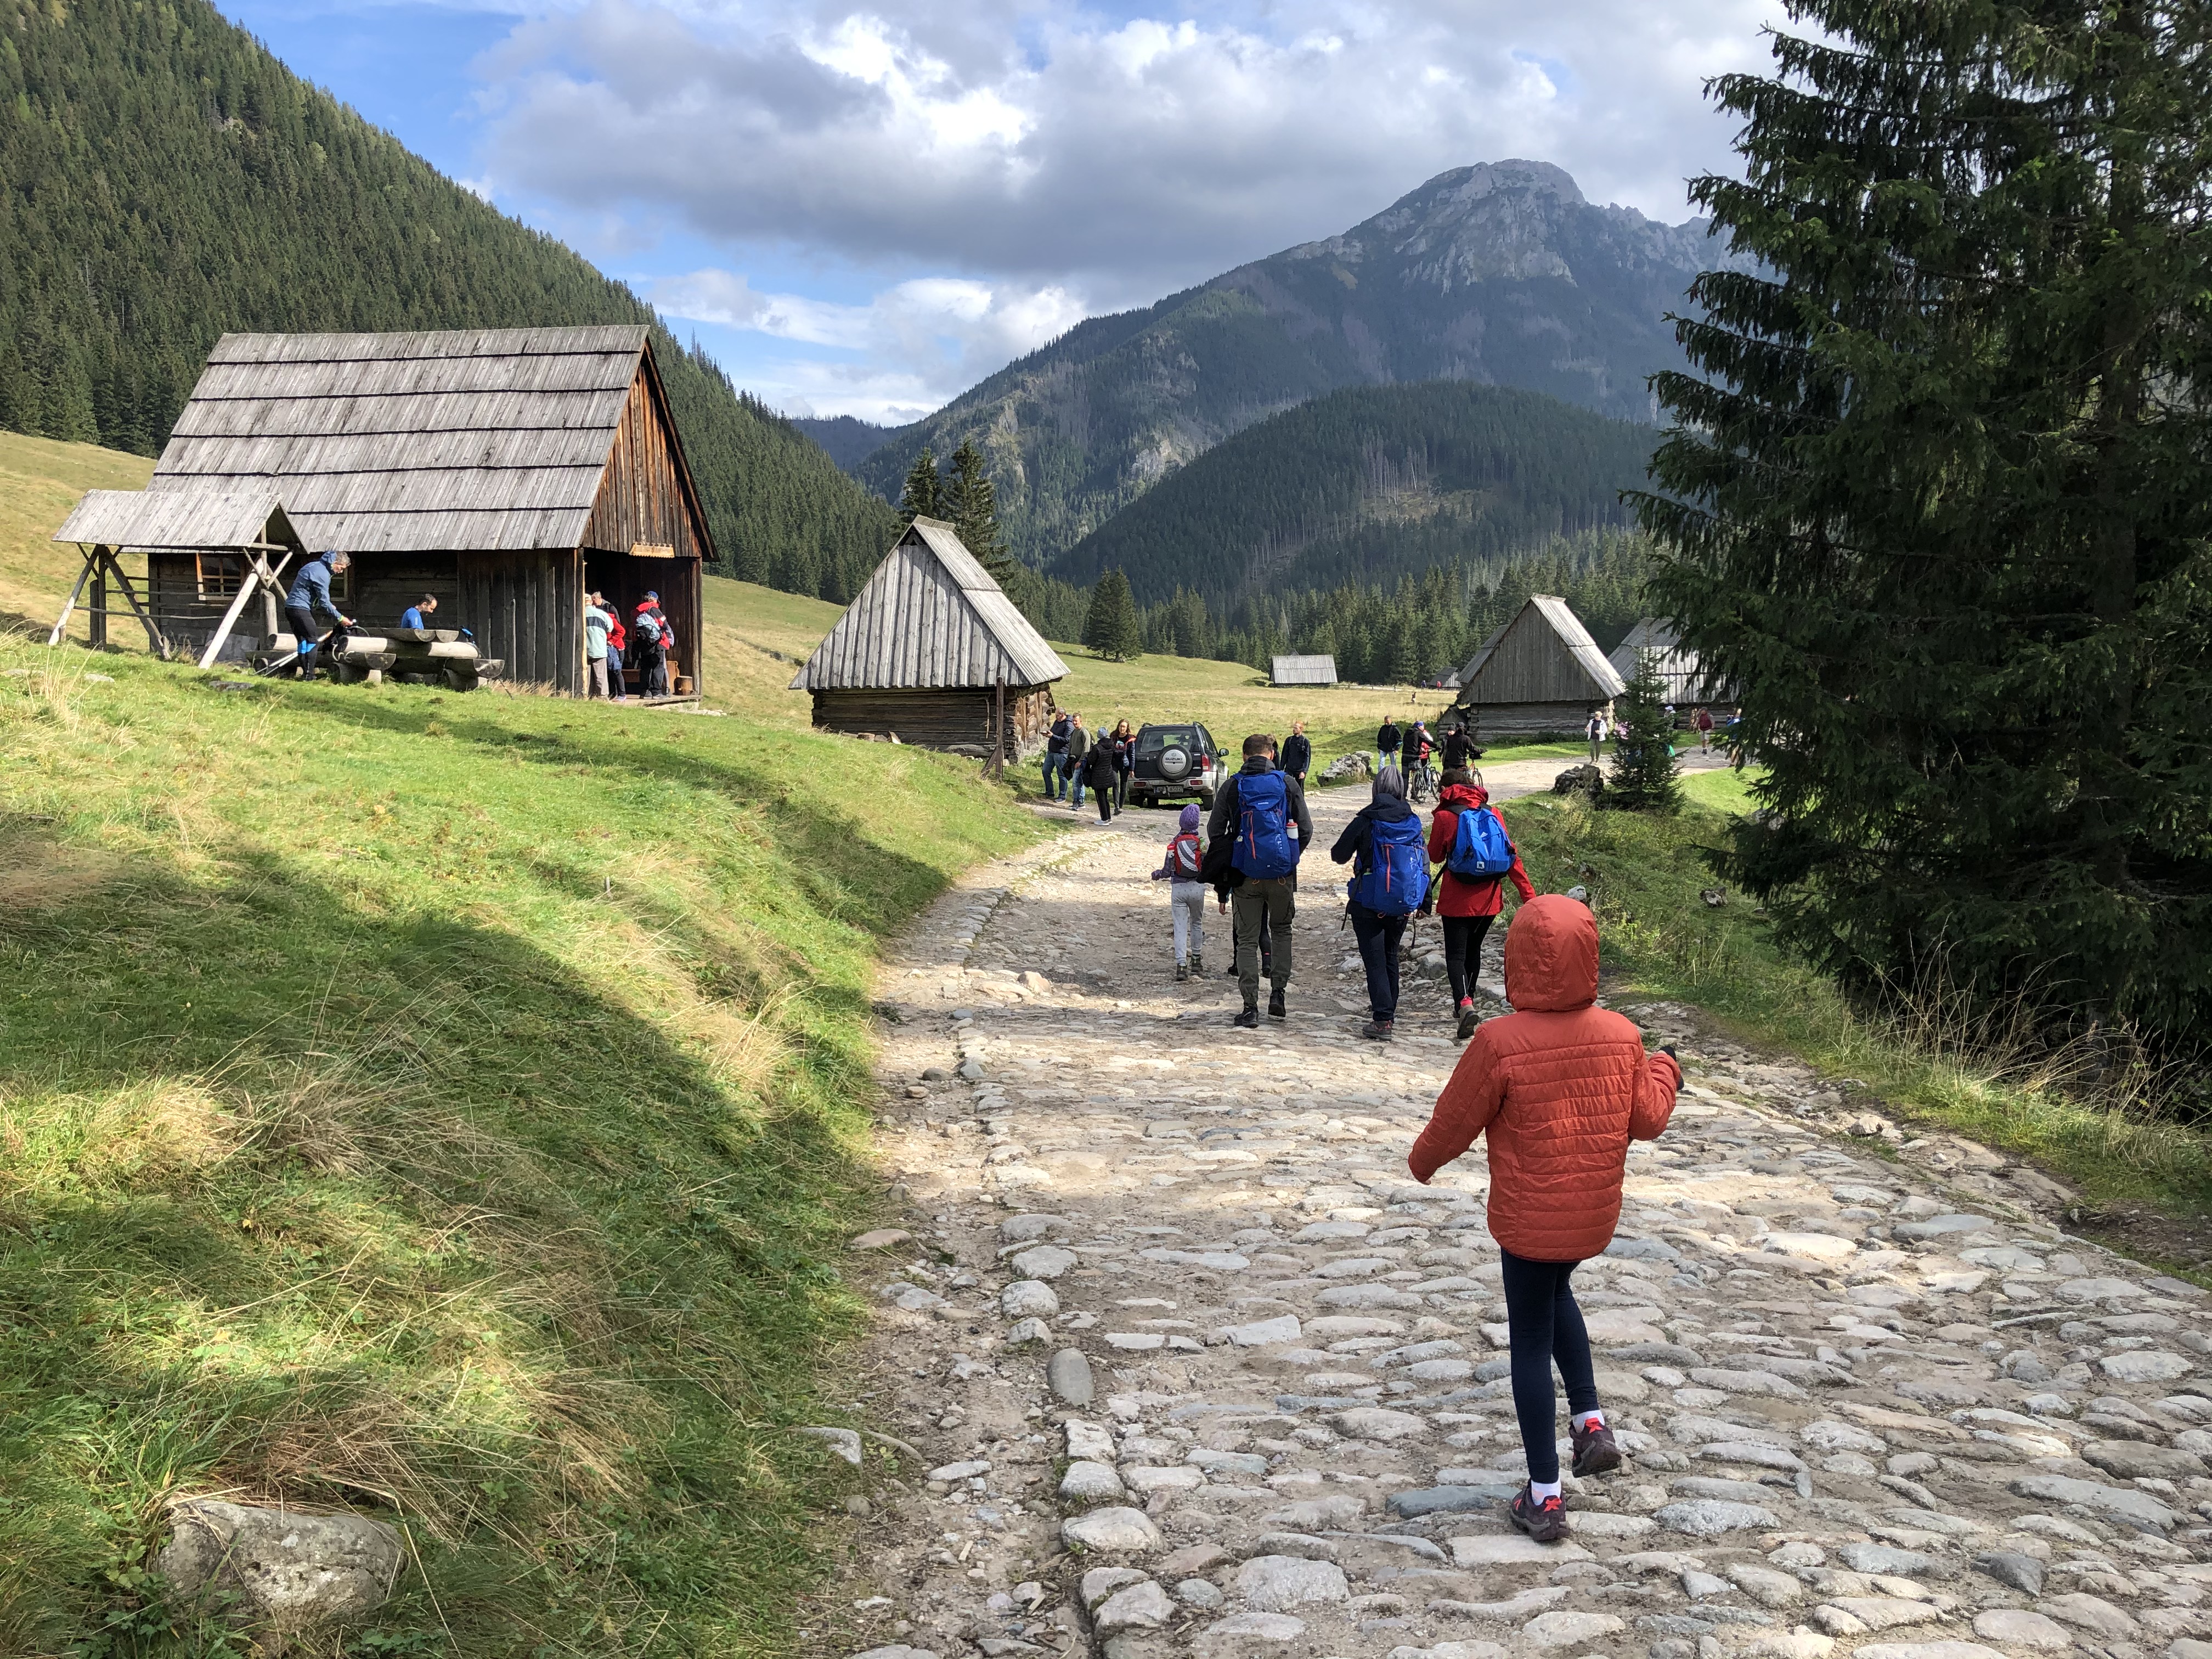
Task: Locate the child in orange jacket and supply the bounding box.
[1408,894,1683,1541]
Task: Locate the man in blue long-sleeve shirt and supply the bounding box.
[285,550,352,675]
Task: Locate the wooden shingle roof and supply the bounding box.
[1609,617,1729,702]
[149,325,659,554]
[53,487,299,552]
[790,519,1069,691]
[1456,594,1626,704]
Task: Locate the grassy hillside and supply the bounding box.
[0,446,1043,1650]
[0,0,900,601]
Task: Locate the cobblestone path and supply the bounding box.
[835,780,2212,1659]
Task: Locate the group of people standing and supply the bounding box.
[583,592,676,700]
[1041,713,1137,822]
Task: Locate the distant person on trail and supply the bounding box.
[1066,714,1092,809]
[1424,766,1536,1041]
[284,549,352,677]
[633,594,669,696]
[1407,895,1683,1543]
[1044,710,1073,800]
[1282,721,1312,788]
[1209,733,1313,1028]
[1695,706,1714,753]
[399,594,438,631]
[583,594,614,698]
[600,595,629,702]
[1111,719,1136,809]
[1376,717,1402,778]
[1081,726,1119,822]
[1586,710,1606,763]
[1151,802,1209,980]
[1331,765,1429,1041]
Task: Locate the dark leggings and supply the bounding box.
[1442,912,1497,1005]
[1500,1249,1600,1484]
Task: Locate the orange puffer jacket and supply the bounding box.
[1408,895,1681,1262]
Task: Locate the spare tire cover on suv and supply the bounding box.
[1156,744,1193,781]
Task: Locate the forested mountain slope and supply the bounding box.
[0,0,899,600]
[855,161,1728,566]
[1054,381,1654,608]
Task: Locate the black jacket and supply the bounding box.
[1047,715,1071,755]
[1207,758,1315,889]
[1378,721,1402,752]
[1281,732,1312,776]
[1083,742,1118,789]
[1331,795,1418,873]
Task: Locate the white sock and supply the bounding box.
[1577,1410,1605,1431]
[1530,1478,1563,1501]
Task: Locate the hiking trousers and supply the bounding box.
[1233,878,1295,1003]
[586,656,610,697]
[1347,900,1406,1022]
[1499,1249,1601,1486]
[1442,913,1497,1006]
[1170,879,1206,964]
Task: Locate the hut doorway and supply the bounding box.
[583,549,702,698]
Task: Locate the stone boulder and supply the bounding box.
[159,1498,402,1632]
[1552,764,1605,795]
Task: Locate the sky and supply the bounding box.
[224,0,1784,424]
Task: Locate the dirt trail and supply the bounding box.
[832,776,2212,1659]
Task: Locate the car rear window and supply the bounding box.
[1137,728,1198,755]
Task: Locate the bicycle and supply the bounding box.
[1406,756,1438,803]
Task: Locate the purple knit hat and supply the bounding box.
[1179,803,1201,831]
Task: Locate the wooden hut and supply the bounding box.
[1451,594,1626,735]
[1607,618,1732,708]
[143,324,712,696]
[1271,653,1338,687]
[789,517,1066,753]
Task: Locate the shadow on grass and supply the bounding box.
[0,838,876,1655]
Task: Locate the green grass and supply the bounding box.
[1505,791,2212,1236]
[0,641,1042,1654]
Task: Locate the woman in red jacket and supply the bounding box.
[1409,895,1683,1542]
[1424,769,1536,1040]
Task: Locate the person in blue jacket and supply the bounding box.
[399,594,438,631]
[285,550,352,675]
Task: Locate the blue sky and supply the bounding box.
[217,0,1778,424]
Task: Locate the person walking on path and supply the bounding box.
[1407,896,1683,1542]
[1375,716,1402,778]
[1151,802,1209,979]
[1441,721,1477,774]
[1424,767,1536,1040]
[1330,766,1429,1040]
[1281,721,1312,788]
[1081,727,1119,822]
[1065,715,1092,809]
[583,594,614,698]
[284,549,352,676]
[1209,734,1313,1028]
[1043,710,1072,800]
[1585,710,1606,764]
[1695,706,1714,753]
[1111,719,1136,810]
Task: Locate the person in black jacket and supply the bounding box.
[1441,720,1479,774]
[1066,714,1092,809]
[1043,710,1072,800]
[1331,766,1420,1040]
[1208,735,1315,1025]
[1376,718,1402,777]
[1082,731,1119,822]
[1281,721,1312,788]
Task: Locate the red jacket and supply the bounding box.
[1409,896,1681,1261]
[1427,783,1536,918]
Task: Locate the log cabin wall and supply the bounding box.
[459,549,583,693]
[146,552,240,656]
[580,367,708,689]
[1459,699,1613,738]
[811,686,1058,752]
[353,556,462,633]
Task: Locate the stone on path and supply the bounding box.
[1046,1347,1094,1404]
[1522,1611,1626,1647]
[159,1499,402,1631]
[1972,1611,2073,1650]
[1060,1508,1160,1553]
[1233,1555,1349,1611]
[1655,1498,1778,1536]
[1094,1579,1175,1633]
[1000,1280,1059,1319]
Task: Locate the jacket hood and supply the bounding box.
[1240,755,1276,774]
[1438,781,1489,809]
[1365,796,1416,823]
[1504,894,1599,1012]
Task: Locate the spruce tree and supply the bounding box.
[1607,662,1681,814]
[943,439,1027,594]
[1638,0,2212,1052]
[1083,569,1143,662]
[899,449,943,523]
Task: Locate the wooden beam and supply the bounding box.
[98,549,170,658]
[196,549,292,670]
[47,549,97,646]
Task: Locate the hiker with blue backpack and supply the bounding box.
[1207,733,1314,1029]
[1424,768,1537,1041]
[1330,765,1429,1040]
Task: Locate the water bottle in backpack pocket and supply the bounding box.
[1447,803,1516,878]
[1350,812,1430,917]
[1231,770,1299,879]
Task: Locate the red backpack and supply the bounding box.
[1167,831,1202,878]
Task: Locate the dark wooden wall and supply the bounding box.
[811,685,1056,754]
[353,557,461,631]
[145,552,238,657]
[459,548,583,693]
[582,370,706,562]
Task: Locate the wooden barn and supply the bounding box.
[1608,617,1733,708]
[138,324,711,696]
[1452,594,1626,735]
[1271,653,1338,687]
[789,517,1066,754]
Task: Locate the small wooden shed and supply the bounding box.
[1607,617,1732,708]
[789,517,1067,754]
[144,324,712,696]
[1271,653,1338,686]
[1452,594,1626,735]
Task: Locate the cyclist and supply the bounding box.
[1407,721,1438,800]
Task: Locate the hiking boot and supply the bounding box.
[1268,990,1286,1020]
[1571,1419,1621,1479]
[1508,1485,1569,1543]
[1457,999,1481,1041]
[1233,1005,1260,1029]
[1361,1020,1393,1041]
[1174,963,1189,982]
[1190,952,1203,974]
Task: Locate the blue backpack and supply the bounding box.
[1447,803,1516,878]
[1231,770,1300,879]
[1351,812,1430,916]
